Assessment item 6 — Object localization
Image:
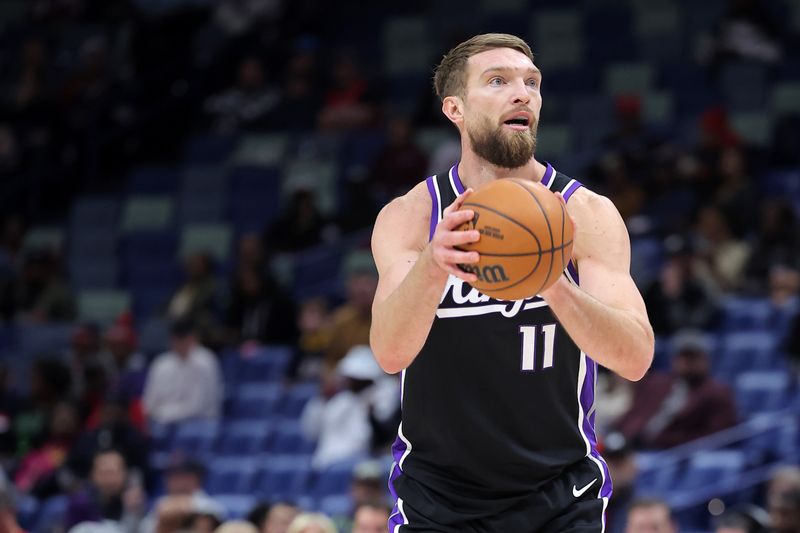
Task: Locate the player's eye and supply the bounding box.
[527,79,539,88]
[489,77,504,86]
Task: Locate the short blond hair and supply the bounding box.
[286,513,338,533]
[433,33,534,100]
[214,521,258,533]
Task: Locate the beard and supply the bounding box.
[467,113,537,169]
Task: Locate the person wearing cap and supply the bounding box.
[142,319,223,425]
[301,345,397,470]
[615,329,737,449]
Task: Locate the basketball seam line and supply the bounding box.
[508,180,557,295]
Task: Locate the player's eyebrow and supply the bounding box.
[481,65,541,77]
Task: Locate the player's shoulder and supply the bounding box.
[567,184,622,222]
[373,180,431,234]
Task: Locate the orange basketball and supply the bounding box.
[456,178,574,300]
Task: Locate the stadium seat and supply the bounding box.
[231,134,289,166]
[121,196,174,232]
[183,134,238,165]
[218,421,273,455]
[15,323,74,358]
[720,297,773,331]
[257,454,313,501]
[280,382,321,419]
[77,290,131,326]
[536,125,572,159]
[730,112,773,147]
[771,82,800,114]
[172,420,221,458]
[138,317,170,355]
[318,494,353,517]
[229,165,283,232]
[212,494,257,519]
[179,224,232,262]
[310,457,366,499]
[127,166,180,195]
[229,383,283,420]
[678,450,745,491]
[22,226,64,253]
[32,495,69,533]
[735,371,792,417]
[717,331,779,377]
[382,16,431,76]
[604,62,655,95]
[69,228,117,257]
[69,196,120,229]
[270,420,316,455]
[635,452,682,494]
[206,457,260,494]
[720,62,769,112]
[69,258,118,290]
[234,347,293,384]
[283,159,338,216]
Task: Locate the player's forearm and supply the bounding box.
[370,247,449,374]
[543,280,654,381]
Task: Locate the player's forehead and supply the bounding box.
[466,47,539,81]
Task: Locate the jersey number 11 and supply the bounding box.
[519,324,557,372]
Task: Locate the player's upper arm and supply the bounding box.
[571,191,651,330]
[371,183,431,308]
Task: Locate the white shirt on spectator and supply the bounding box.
[301,389,371,470]
[143,344,223,424]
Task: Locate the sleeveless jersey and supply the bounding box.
[389,163,612,518]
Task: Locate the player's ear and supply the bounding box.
[441,95,464,125]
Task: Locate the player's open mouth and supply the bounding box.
[502,114,531,131]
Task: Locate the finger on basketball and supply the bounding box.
[442,209,475,230]
[441,229,480,248]
[449,265,478,283]
[441,249,479,266]
[443,188,473,216]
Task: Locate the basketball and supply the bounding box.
[456,178,574,300]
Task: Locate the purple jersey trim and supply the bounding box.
[452,164,466,194]
[425,176,438,242]
[541,163,555,186]
[563,180,582,202]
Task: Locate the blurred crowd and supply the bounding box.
[0,0,798,532]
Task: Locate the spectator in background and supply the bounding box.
[301,346,396,470]
[66,397,149,484]
[322,251,377,374]
[351,502,391,533]
[594,368,633,437]
[616,329,737,449]
[265,190,327,253]
[141,456,224,533]
[625,499,678,533]
[368,116,428,204]
[238,233,268,274]
[149,493,226,533]
[286,513,337,533]
[3,249,75,322]
[204,57,280,134]
[225,265,297,346]
[769,489,800,533]
[67,324,112,403]
[645,236,719,336]
[14,401,78,497]
[247,501,299,533]
[714,505,769,533]
[143,319,223,425]
[768,465,800,503]
[288,297,332,382]
[712,147,756,237]
[604,433,638,533]
[215,521,258,533]
[596,154,646,224]
[704,0,783,66]
[0,363,22,462]
[329,460,390,532]
[64,449,145,531]
[166,252,219,344]
[267,41,322,131]
[694,206,751,292]
[744,200,800,292]
[14,358,72,459]
[102,317,147,429]
[317,50,379,131]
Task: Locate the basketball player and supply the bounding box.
[370,34,654,532]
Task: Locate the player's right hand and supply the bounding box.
[430,188,480,282]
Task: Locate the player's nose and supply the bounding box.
[510,78,531,104]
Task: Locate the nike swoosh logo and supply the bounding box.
[572,478,598,498]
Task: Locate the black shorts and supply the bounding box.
[388,456,610,533]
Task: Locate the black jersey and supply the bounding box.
[389,163,612,524]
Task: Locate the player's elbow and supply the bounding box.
[369,331,408,375]
[626,329,655,382]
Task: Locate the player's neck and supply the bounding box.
[457,149,548,190]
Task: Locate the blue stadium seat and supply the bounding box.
[69,228,117,257]
[257,454,312,501]
[206,457,260,494]
[69,256,118,290]
[69,196,120,229]
[280,382,320,418]
[678,450,745,491]
[218,421,273,455]
[717,331,780,377]
[132,285,174,321]
[229,383,283,420]
[212,494,257,519]
[183,134,238,165]
[127,166,181,194]
[236,348,293,383]
[720,297,774,332]
[310,457,366,499]
[172,420,221,458]
[735,371,792,417]
[318,494,353,517]
[138,317,170,355]
[16,323,74,358]
[635,452,682,495]
[270,420,316,455]
[720,61,769,112]
[32,495,69,533]
[291,244,346,301]
[229,165,283,232]
[16,494,39,531]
